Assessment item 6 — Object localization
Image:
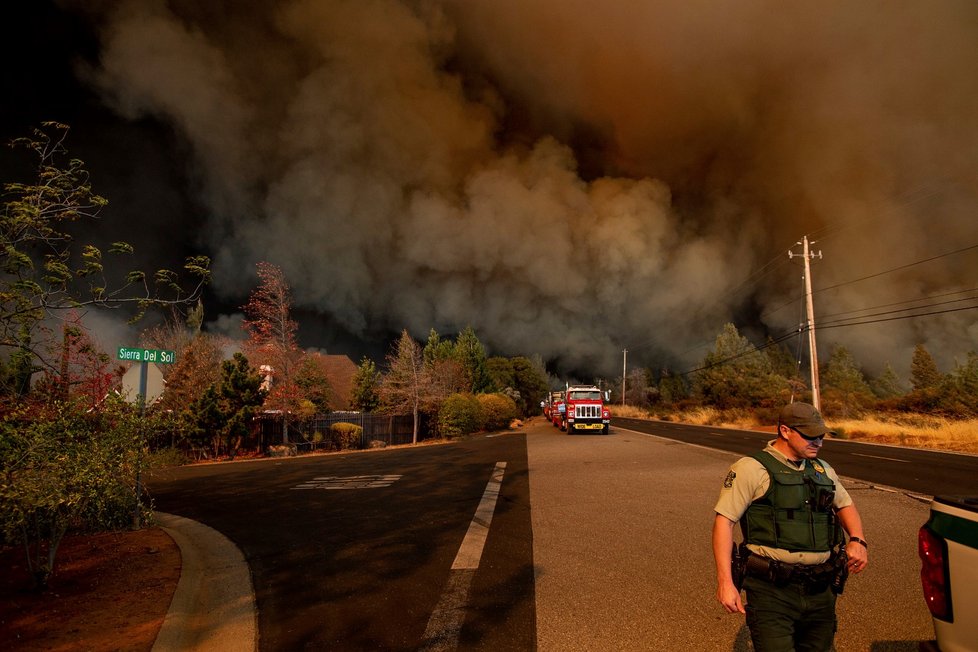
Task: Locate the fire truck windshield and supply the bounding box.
[569,391,601,400]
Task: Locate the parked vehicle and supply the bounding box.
[548,392,566,429]
[919,495,978,652]
[561,384,611,434]
[542,391,561,422]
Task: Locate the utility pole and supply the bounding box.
[622,349,627,407]
[789,236,822,410]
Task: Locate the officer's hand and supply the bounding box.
[717,581,746,614]
[846,540,868,573]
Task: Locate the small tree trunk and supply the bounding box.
[412,405,419,444]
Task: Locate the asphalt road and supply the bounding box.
[534,419,934,651]
[612,416,978,496]
[148,434,534,651]
[149,418,943,650]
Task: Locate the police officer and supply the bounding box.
[712,402,869,651]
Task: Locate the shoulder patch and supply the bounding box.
[723,470,736,488]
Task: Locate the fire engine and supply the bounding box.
[544,391,565,428]
[561,384,611,434]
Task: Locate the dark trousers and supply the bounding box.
[743,575,837,652]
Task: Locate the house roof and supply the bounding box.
[322,354,357,410]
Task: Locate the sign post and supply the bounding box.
[118,347,176,528]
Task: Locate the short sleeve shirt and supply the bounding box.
[714,440,853,564]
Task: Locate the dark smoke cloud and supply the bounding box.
[70,0,978,377]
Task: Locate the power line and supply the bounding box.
[815,302,978,331]
[818,291,978,324]
[815,243,978,295]
[817,287,978,321]
[761,242,978,321]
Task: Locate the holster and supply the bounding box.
[731,543,749,591]
[830,545,849,595]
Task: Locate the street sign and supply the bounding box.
[121,362,165,405]
[117,347,176,364]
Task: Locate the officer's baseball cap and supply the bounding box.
[778,402,836,439]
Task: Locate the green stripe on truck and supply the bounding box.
[929,510,978,548]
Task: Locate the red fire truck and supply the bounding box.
[544,391,565,428]
[561,384,611,434]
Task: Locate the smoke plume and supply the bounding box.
[78,0,978,377]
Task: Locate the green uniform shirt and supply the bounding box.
[714,440,853,565]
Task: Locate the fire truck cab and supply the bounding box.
[562,384,611,434]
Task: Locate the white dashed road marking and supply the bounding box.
[851,452,910,463]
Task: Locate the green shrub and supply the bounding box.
[145,447,190,468]
[328,422,362,450]
[0,397,148,589]
[438,393,483,438]
[478,393,519,431]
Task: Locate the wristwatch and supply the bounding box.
[849,536,868,548]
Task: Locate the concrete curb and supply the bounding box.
[152,513,258,652]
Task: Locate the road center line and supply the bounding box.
[419,461,507,651]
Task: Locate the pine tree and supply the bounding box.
[823,344,873,416]
[765,337,801,382]
[422,329,454,365]
[219,353,266,457]
[870,362,904,399]
[693,323,784,408]
[350,357,381,412]
[454,326,491,393]
[185,353,265,457]
[910,344,943,391]
[510,356,549,416]
[486,356,516,393]
[294,353,334,413]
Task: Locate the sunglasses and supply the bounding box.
[784,424,825,441]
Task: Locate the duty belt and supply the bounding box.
[739,547,848,594]
[744,554,833,583]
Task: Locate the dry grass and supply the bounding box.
[831,414,978,455]
[609,405,978,455]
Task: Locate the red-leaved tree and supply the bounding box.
[241,262,304,442]
[34,310,120,410]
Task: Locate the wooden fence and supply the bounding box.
[248,411,424,452]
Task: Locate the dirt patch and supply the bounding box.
[0,527,180,651]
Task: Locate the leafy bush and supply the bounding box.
[478,393,518,431]
[328,422,362,450]
[145,447,190,469]
[438,393,483,438]
[0,397,148,589]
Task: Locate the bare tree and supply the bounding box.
[381,330,427,444]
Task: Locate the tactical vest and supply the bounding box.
[740,451,841,552]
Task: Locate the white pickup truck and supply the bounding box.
[919,496,978,651]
